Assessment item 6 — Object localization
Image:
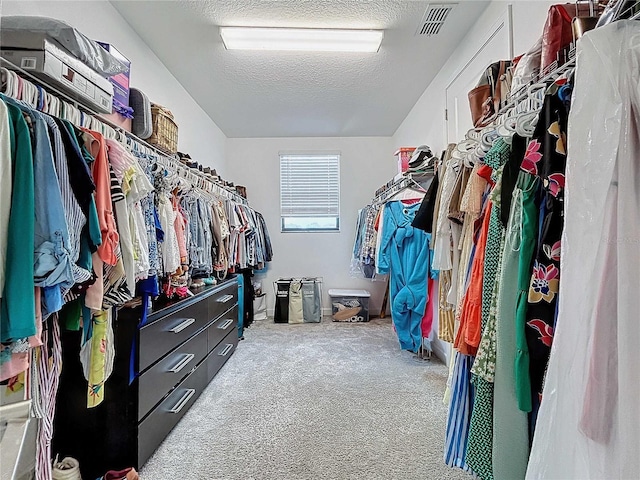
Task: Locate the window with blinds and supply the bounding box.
[280,153,340,232]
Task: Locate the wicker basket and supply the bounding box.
[148,103,178,154]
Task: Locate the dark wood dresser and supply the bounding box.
[53,277,239,479]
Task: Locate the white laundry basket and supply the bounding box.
[253,293,267,321]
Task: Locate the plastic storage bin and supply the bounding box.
[96,42,131,112]
[394,147,416,174]
[328,289,371,322]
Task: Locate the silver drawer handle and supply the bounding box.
[216,294,234,304]
[169,318,196,334]
[168,389,196,414]
[217,319,234,330]
[218,344,233,357]
[169,353,195,373]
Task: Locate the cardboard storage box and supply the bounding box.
[329,289,371,322]
[97,42,131,110]
[0,36,113,113]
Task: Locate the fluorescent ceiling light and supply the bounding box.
[219,27,384,52]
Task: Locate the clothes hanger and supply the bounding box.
[495,103,516,139]
[454,138,477,157]
[16,75,23,101]
[49,93,59,117]
[73,104,81,126]
[8,70,19,99]
[512,84,544,136]
[36,86,44,111]
[65,101,74,124]
[90,115,101,132]
[480,125,500,151]
[22,80,38,108]
[9,70,19,99]
[0,68,8,95]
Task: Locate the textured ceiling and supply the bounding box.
[111,0,490,138]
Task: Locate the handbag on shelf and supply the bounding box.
[540,3,603,72]
[129,87,153,139]
[468,60,512,128]
[511,36,543,96]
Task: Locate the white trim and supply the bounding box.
[278,150,342,156]
[431,339,449,364]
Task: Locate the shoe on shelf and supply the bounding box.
[52,457,81,480]
[102,467,140,480]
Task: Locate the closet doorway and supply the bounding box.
[445,7,513,144]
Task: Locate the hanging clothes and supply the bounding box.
[0,68,273,479]
[521,80,571,420]
[378,200,431,352]
[466,139,511,480]
[351,203,383,278]
[527,21,640,480]
[44,116,92,287]
[444,352,476,473]
[0,99,10,295]
[6,98,76,319]
[430,147,462,344]
[493,170,538,480]
[105,138,137,293]
[455,192,491,356]
[0,98,35,343]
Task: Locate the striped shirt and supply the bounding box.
[43,115,92,287]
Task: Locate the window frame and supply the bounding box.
[279,152,341,233]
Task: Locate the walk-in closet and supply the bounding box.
[0,1,637,479]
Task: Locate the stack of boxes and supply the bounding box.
[97,42,132,131]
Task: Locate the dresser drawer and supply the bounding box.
[139,299,209,373]
[138,361,207,468]
[138,329,208,421]
[206,329,238,383]
[208,281,238,323]
[207,305,238,352]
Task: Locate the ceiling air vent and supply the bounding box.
[417,3,457,36]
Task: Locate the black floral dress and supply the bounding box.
[520,79,572,425]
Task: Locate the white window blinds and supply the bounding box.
[280,153,340,231]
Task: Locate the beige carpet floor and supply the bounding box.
[140,318,471,480]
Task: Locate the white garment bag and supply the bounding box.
[526,21,640,480]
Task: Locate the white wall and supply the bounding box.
[393,0,555,152]
[227,136,396,315]
[0,0,228,175]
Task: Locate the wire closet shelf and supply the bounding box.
[0,56,249,207]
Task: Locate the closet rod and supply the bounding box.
[605,0,640,20]
[0,56,249,207]
[626,3,640,20]
[371,172,432,205]
[502,57,576,113]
